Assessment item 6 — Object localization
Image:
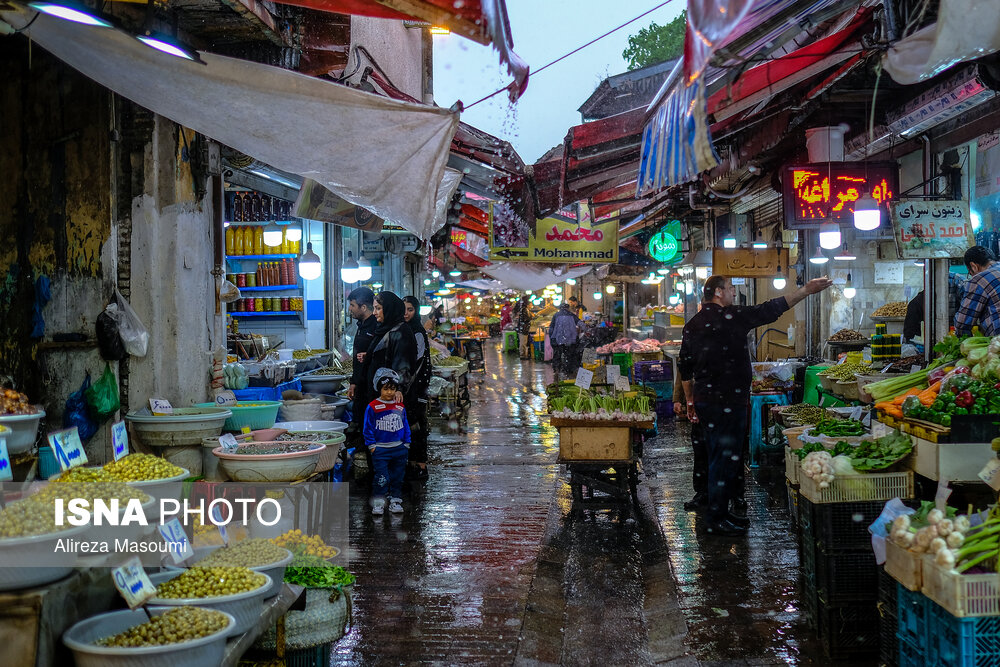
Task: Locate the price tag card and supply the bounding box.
[158,518,194,564]
[211,504,229,546]
[606,365,621,387]
[574,367,593,390]
[149,398,173,415]
[111,421,129,462]
[979,459,1000,490]
[0,438,12,482]
[215,391,237,407]
[48,427,87,471]
[615,376,631,392]
[112,557,157,609]
[935,478,953,511]
[219,434,240,454]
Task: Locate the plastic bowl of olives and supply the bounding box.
[212,441,324,482]
[147,567,271,636]
[63,606,234,667]
[167,540,294,598]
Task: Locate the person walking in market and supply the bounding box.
[955,245,1000,335]
[403,296,431,482]
[678,274,832,535]
[346,287,378,474]
[364,368,411,516]
[515,296,534,360]
[549,301,581,379]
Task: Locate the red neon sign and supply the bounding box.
[783,162,899,229]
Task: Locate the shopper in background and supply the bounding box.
[679,274,831,536]
[500,300,513,330]
[361,291,417,411]
[346,287,378,471]
[364,368,411,516]
[904,290,924,342]
[515,296,534,359]
[673,374,707,510]
[549,302,581,379]
[955,245,1000,335]
[568,296,587,320]
[403,296,431,481]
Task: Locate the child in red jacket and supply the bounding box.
[364,369,411,515]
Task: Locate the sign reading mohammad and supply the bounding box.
[489,202,619,263]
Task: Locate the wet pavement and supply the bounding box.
[331,344,871,665]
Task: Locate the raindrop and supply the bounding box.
[707,422,714,428]
[852,513,864,523]
[453,0,464,7]
[724,313,733,319]
[723,407,732,413]
[731,455,739,461]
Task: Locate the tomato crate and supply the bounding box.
[817,603,880,659]
[799,469,914,504]
[785,446,800,486]
[922,559,1000,618]
[927,598,1000,667]
[815,546,880,604]
[898,637,926,667]
[801,496,885,551]
[885,539,924,592]
[897,581,933,652]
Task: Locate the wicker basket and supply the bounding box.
[280,398,324,422]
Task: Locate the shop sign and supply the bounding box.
[489,203,618,263]
[712,248,789,277]
[782,162,899,229]
[648,227,680,263]
[893,200,975,258]
[293,178,385,233]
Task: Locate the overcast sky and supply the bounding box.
[432,0,685,165]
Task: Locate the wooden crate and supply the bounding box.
[906,435,994,482]
[557,426,631,462]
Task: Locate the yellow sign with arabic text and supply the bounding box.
[489,202,618,263]
[712,248,789,277]
[893,200,975,258]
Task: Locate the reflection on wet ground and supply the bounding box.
[331,345,872,665]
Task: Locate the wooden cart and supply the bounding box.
[552,417,653,519]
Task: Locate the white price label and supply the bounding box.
[48,427,88,471]
[606,365,621,387]
[219,434,240,454]
[935,478,953,511]
[0,438,11,482]
[615,376,631,392]
[112,557,157,609]
[979,459,1000,491]
[215,391,237,407]
[158,518,194,564]
[149,398,173,415]
[111,421,129,462]
[910,365,921,373]
[574,368,593,390]
[211,504,229,546]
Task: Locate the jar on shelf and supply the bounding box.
[281,297,290,311]
[245,297,255,312]
[236,273,246,288]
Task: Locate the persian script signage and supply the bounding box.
[893,200,975,258]
[489,203,618,263]
[712,248,790,278]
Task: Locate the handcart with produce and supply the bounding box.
[546,381,657,519]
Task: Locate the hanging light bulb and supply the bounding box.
[423,278,432,285]
[853,194,881,231]
[656,266,669,275]
[262,222,283,247]
[668,293,680,305]
[284,226,302,242]
[606,284,616,294]
[772,264,786,290]
[723,236,738,249]
[28,1,112,27]
[432,270,441,278]
[356,254,372,281]
[593,291,602,301]
[341,251,359,283]
[752,230,768,249]
[819,222,842,249]
[843,273,856,299]
[298,242,322,280]
[444,282,456,288]
[566,278,577,285]
[834,243,857,261]
[809,247,829,264]
[449,268,462,277]
[913,260,926,267]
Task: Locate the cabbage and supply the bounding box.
[972,363,986,379]
[984,357,1000,381]
[968,346,990,365]
[960,336,990,357]
[989,337,1000,356]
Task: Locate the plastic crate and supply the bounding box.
[885,539,924,592]
[927,597,1000,667]
[800,569,818,628]
[285,643,333,667]
[898,637,926,667]
[897,582,932,651]
[786,481,799,528]
[632,350,662,362]
[817,603,880,659]
[645,380,673,400]
[633,360,671,382]
[922,559,1000,618]
[816,546,880,604]
[879,569,898,667]
[811,498,886,551]
[611,353,633,377]
[785,446,800,486]
[799,470,914,504]
[949,414,1000,443]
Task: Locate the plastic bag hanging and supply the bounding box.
[84,363,120,423]
[64,373,98,441]
[112,289,149,357]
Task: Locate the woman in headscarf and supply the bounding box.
[403,296,432,480]
[361,292,417,404]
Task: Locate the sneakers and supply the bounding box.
[372,498,385,516]
[389,498,404,514]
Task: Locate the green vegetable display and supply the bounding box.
[283,555,356,588]
[848,431,913,470]
[809,418,866,437]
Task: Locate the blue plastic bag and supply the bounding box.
[64,374,98,440]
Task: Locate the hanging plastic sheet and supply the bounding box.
[684,0,755,84]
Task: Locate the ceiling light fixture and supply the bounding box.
[355,254,372,281]
[843,273,856,299]
[752,230,768,249]
[284,225,302,242]
[723,236,738,249]
[137,33,199,61]
[773,264,786,290]
[298,242,321,280]
[28,1,112,27]
[262,222,283,247]
[809,247,829,265]
[606,284,616,294]
[341,251,360,283]
[819,222,842,249]
[834,244,857,261]
[449,268,462,277]
[593,291,602,300]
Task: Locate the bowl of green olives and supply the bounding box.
[148,566,271,635]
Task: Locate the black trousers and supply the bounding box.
[406,398,429,465]
[695,402,748,522]
[691,421,707,495]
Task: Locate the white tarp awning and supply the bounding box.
[2,10,459,238]
[479,263,592,292]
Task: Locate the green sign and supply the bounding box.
[648,227,679,263]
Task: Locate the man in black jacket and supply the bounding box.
[347,287,377,437]
[678,274,831,535]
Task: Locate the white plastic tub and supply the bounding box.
[147,570,271,635]
[126,408,232,447]
[0,521,90,591]
[0,410,46,453]
[273,420,347,433]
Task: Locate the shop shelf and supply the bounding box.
[927,598,1000,667]
[239,285,300,292]
[885,539,924,592]
[898,636,926,667]
[922,558,1000,618]
[815,546,880,604]
[231,311,301,317]
[897,581,932,651]
[799,469,913,504]
[226,254,298,260]
[817,602,880,659]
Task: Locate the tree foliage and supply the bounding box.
[623,10,687,71]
